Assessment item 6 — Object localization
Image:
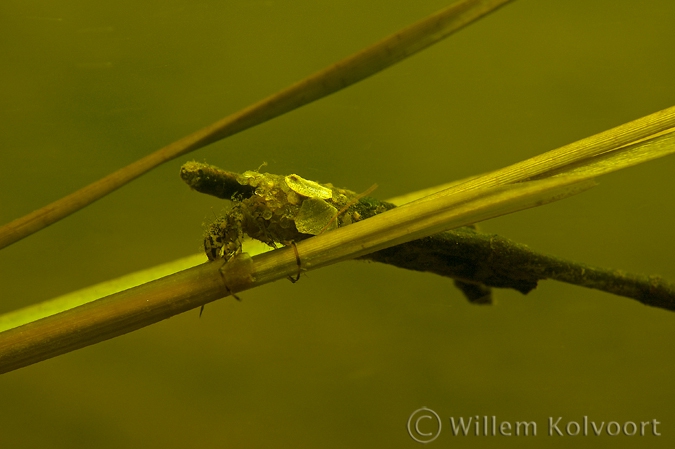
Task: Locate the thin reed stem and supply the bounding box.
[0,0,513,250]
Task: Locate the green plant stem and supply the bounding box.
[3,185,674,374]
[0,261,235,375]
[0,174,593,374]
[0,0,514,251]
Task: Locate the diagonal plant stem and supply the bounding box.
[1,116,675,374]
[0,0,514,250]
[418,112,675,201]
[0,175,595,374]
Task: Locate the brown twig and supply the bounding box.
[362,228,675,309]
[180,163,675,308]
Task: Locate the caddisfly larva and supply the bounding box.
[180,162,390,261]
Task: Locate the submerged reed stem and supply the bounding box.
[0,0,514,250]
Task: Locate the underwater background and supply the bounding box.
[1,0,675,447]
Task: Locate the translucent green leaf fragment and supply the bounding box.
[295,198,338,235]
[285,174,333,199]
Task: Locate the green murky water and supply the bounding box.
[1,1,675,447]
